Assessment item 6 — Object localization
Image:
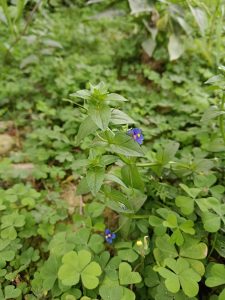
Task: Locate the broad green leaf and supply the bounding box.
[16,0,25,21]
[201,106,225,122]
[119,262,142,285]
[189,6,208,35]
[106,93,127,102]
[156,141,179,165]
[72,159,89,170]
[128,0,153,14]
[70,89,91,100]
[0,0,13,31]
[111,109,135,125]
[86,167,104,195]
[40,255,61,290]
[205,264,225,287]
[126,188,147,213]
[76,178,91,195]
[121,164,144,191]
[176,16,192,35]
[20,54,39,69]
[205,74,224,85]
[142,38,156,57]
[76,116,97,144]
[109,133,144,157]
[105,173,127,188]
[168,34,184,61]
[219,289,225,300]
[89,104,111,130]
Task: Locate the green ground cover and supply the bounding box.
[0,0,225,299]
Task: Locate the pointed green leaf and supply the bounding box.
[168,34,184,61]
[86,167,104,195]
[89,105,111,130]
[111,109,135,125]
[109,133,144,157]
[76,116,97,144]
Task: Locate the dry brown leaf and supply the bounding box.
[0,134,15,155]
[61,183,83,214]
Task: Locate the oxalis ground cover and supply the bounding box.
[0,0,225,299]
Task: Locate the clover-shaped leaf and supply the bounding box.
[153,234,178,264]
[4,285,21,299]
[119,262,142,285]
[58,250,102,289]
[156,257,201,297]
[175,196,194,215]
[205,263,225,287]
[179,237,208,260]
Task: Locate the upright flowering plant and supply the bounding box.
[71,82,146,210]
[67,82,209,299]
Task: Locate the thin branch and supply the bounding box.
[5,0,42,60]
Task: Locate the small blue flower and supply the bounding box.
[105,229,116,244]
[127,128,144,145]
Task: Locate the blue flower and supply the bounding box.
[127,128,144,145]
[105,229,116,244]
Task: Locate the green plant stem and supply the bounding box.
[136,162,158,167]
[128,214,152,219]
[63,98,87,110]
[208,232,218,258]
[5,0,42,60]
[130,256,145,290]
[219,96,225,144]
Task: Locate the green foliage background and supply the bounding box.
[0,0,225,299]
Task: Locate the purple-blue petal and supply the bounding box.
[136,134,144,145]
[111,233,116,239]
[105,229,111,235]
[132,128,142,135]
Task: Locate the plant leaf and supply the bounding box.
[168,34,184,61]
